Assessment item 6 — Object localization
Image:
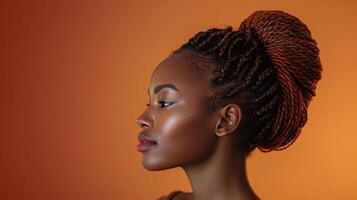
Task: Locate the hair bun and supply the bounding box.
[238,10,322,151]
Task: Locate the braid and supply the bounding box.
[172,10,322,154]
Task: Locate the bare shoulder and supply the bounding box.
[173,191,193,200]
[157,190,192,200]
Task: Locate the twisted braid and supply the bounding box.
[172,10,322,153]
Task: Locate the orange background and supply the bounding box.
[1,0,356,200]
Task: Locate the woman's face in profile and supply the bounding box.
[136,50,219,170]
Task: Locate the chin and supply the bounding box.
[142,157,180,171]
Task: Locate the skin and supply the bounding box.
[136,49,260,200]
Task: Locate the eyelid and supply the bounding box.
[145,100,174,108]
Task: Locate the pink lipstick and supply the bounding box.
[136,140,157,152]
[137,133,157,152]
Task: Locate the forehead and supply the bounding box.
[149,51,214,97]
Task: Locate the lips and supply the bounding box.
[137,133,157,152]
[137,133,157,144]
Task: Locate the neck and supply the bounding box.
[181,137,259,200]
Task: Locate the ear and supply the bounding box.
[215,103,242,137]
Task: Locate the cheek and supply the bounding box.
[157,110,217,162]
[160,114,190,138]
[160,111,204,141]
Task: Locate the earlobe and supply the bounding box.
[216,120,227,137]
[215,104,241,137]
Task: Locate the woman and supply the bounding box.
[136,10,322,200]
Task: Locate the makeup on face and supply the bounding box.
[137,133,157,152]
[146,83,180,108]
[137,83,180,152]
[136,140,157,152]
[135,51,220,172]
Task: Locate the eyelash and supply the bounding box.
[145,101,172,108]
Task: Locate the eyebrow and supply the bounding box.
[148,83,179,96]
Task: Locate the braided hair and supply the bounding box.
[171,10,322,154]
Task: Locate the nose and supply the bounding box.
[136,115,151,129]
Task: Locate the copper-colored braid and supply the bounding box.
[238,10,322,152]
[173,10,322,154]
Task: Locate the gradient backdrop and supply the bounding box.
[1,0,357,200]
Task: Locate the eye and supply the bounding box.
[145,101,174,108]
[158,101,173,108]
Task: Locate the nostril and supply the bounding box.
[136,119,142,128]
[136,119,149,128]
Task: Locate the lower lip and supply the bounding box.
[136,142,157,152]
